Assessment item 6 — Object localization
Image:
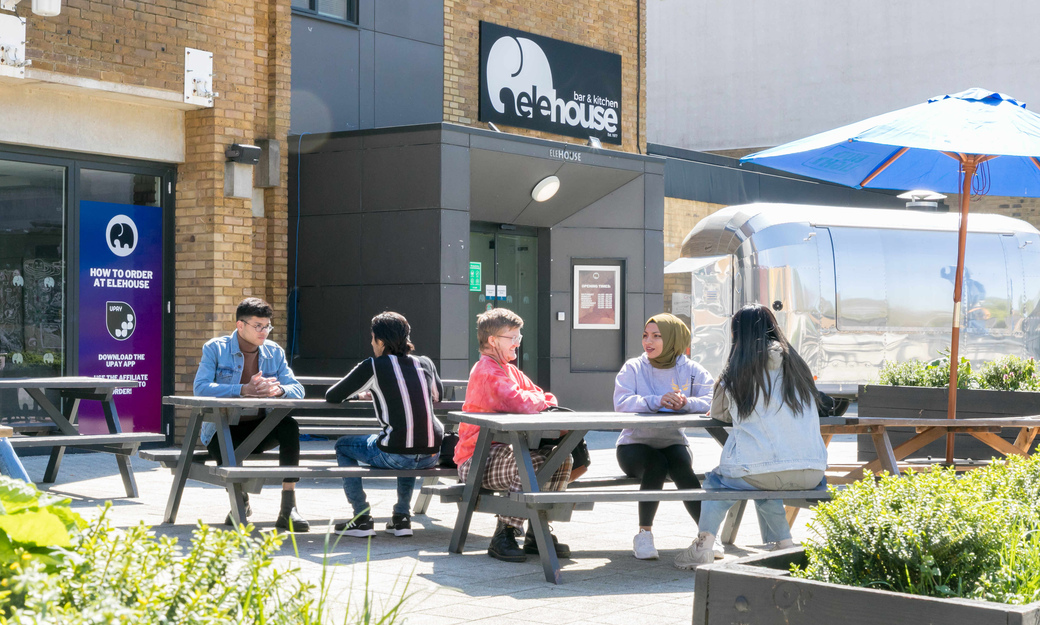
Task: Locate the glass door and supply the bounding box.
[469,227,539,380]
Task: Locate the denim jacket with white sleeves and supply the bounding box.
[710,343,828,477]
[192,331,304,445]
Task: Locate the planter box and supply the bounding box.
[856,384,1040,462]
[693,549,1040,625]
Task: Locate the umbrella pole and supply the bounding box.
[946,158,978,464]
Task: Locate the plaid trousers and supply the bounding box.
[457,443,572,529]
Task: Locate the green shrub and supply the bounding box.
[877,349,978,389]
[795,455,1040,604]
[975,355,1040,391]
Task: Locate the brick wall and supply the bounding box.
[22,0,292,440]
[948,195,1040,231]
[663,197,725,262]
[444,0,646,155]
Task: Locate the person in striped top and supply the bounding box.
[326,312,445,537]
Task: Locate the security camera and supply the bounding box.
[225,143,261,165]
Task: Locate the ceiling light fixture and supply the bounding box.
[531,175,560,202]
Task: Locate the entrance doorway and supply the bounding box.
[469,225,539,381]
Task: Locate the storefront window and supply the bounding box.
[0,160,65,379]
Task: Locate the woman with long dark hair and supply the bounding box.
[673,304,828,569]
[614,313,715,560]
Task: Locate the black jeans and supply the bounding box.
[207,414,301,483]
[616,443,701,526]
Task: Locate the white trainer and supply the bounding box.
[633,529,659,560]
[713,536,725,559]
[770,538,798,551]
[674,531,716,570]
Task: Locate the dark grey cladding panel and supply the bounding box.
[299,151,362,215]
[440,144,470,211]
[548,292,570,358]
[468,133,650,173]
[359,210,441,284]
[626,293,647,351]
[513,165,641,228]
[547,365,617,411]
[644,229,664,294]
[439,283,470,360]
[296,133,363,155]
[373,0,443,46]
[296,285,362,360]
[292,359,364,379]
[644,171,665,231]
[361,144,441,211]
[550,228,645,293]
[359,28,375,129]
[358,284,443,358]
[373,33,443,128]
[290,16,360,135]
[555,176,645,229]
[437,359,470,381]
[362,128,444,150]
[440,209,470,285]
[298,214,362,286]
[357,0,375,29]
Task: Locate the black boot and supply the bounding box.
[488,520,526,562]
[523,523,570,557]
[275,489,310,532]
[224,493,252,527]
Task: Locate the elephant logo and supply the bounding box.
[11,353,22,364]
[43,277,54,288]
[106,301,136,340]
[106,215,138,257]
[12,274,23,287]
[485,35,556,117]
[43,353,54,364]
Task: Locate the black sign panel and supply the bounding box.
[479,22,623,145]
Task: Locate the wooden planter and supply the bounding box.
[856,384,1040,461]
[693,549,1040,625]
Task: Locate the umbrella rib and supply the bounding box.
[859,147,909,187]
[1031,157,1040,173]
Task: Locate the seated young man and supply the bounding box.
[193,297,309,531]
[454,308,572,563]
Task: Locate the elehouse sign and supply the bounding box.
[480,22,622,145]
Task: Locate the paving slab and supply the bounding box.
[15,428,862,624]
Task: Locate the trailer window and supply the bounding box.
[831,227,1010,333]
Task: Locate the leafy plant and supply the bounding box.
[975,355,1040,391]
[794,454,1040,604]
[877,348,978,389]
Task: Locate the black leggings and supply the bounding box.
[207,416,301,483]
[616,443,701,526]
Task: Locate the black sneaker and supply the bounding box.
[385,513,413,537]
[335,514,375,537]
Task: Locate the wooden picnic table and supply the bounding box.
[0,377,162,496]
[161,395,462,526]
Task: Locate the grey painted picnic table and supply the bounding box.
[0,376,155,496]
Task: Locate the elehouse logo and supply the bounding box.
[480,22,622,145]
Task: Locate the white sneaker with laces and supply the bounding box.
[771,538,798,551]
[632,529,659,560]
[674,531,716,570]
[713,536,725,559]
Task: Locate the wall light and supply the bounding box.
[531,175,560,202]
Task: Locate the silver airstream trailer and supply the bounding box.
[667,203,1040,384]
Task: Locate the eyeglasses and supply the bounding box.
[494,333,523,345]
[243,321,274,334]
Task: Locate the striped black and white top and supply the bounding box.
[325,354,444,454]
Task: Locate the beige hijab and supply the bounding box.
[646,313,691,369]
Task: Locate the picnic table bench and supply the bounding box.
[159,395,462,525]
[0,377,164,496]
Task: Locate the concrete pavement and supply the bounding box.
[17,429,861,625]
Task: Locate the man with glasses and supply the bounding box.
[193,297,310,532]
[454,308,573,563]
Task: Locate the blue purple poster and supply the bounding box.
[78,201,162,434]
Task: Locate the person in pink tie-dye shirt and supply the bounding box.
[454,308,573,563]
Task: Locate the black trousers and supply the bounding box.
[207,414,301,483]
[616,443,701,526]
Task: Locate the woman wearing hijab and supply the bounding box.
[613,313,715,561]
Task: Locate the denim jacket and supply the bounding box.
[710,343,828,477]
[192,331,304,445]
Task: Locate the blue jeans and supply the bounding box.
[335,435,438,516]
[697,471,822,544]
[0,438,30,483]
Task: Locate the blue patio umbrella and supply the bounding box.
[741,88,1040,462]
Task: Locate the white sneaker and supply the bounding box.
[674,531,715,570]
[770,538,798,551]
[633,529,659,560]
[713,536,725,560]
